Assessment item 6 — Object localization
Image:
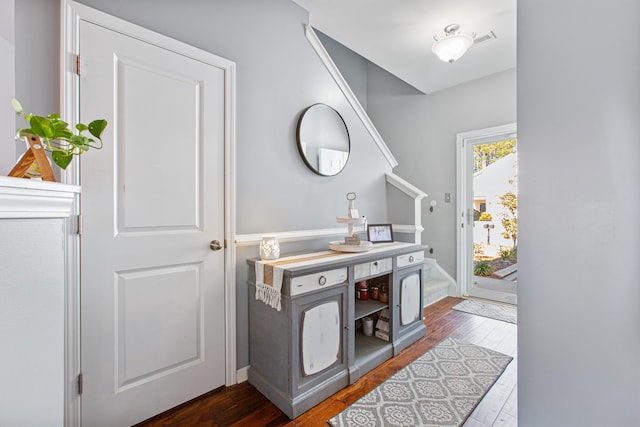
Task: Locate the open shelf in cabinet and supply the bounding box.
[353,331,393,379]
[354,273,390,318]
[354,299,388,320]
[352,272,392,381]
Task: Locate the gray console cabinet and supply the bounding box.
[247,242,426,418]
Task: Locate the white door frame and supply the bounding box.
[456,123,516,298]
[60,2,236,425]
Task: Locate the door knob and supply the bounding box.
[210,240,223,251]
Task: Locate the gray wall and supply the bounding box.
[518,0,640,425]
[13,0,60,179]
[13,0,393,369]
[0,0,15,174]
[316,31,369,110]
[365,63,516,276]
[15,0,59,119]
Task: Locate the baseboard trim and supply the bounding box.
[236,365,249,383]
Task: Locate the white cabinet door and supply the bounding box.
[401,272,421,325]
[301,301,341,376]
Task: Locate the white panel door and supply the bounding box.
[79,20,227,426]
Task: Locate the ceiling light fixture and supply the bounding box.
[432,24,475,63]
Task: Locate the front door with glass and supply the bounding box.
[457,125,518,304]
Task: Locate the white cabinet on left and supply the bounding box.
[0,176,79,426]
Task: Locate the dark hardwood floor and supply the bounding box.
[136,297,517,427]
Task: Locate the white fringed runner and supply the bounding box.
[255,261,285,311]
[254,251,341,311]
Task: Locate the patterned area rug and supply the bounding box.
[328,337,513,427]
[452,299,517,324]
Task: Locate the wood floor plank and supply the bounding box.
[136,297,518,427]
[493,412,518,427]
[501,386,518,418]
[463,418,491,427]
[468,382,513,426]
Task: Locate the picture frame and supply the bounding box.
[367,224,394,243]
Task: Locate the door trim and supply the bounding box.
[61,2,236,425]
[456,123,516,298]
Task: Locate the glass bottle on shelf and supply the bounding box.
[378,284,389,303]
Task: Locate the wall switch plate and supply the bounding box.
[444,193,451,203]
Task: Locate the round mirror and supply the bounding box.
[296,103,350,176]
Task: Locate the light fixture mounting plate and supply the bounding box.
[444,23,460,34]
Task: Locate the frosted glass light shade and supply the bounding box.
[432,33,473,63]
[259,235,280,260]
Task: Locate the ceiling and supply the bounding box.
[291,0,516,94]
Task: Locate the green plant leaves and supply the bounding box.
[52,151,74,170]
[69,134,91,152]
[51,117,69,131]
[29,116,54,139]
[88,119,108,139]
[11,98,23,115]
[12,98,108,170]
[474,261,494,277]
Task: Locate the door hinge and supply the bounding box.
[75,54,81,75]
[77,373,83,395]
[76,214,83,235]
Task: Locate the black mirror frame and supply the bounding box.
[296,103,350,176]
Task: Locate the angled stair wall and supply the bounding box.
[423,258,457,307]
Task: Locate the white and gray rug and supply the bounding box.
[452,299,517,324]
[328,337,513,427]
